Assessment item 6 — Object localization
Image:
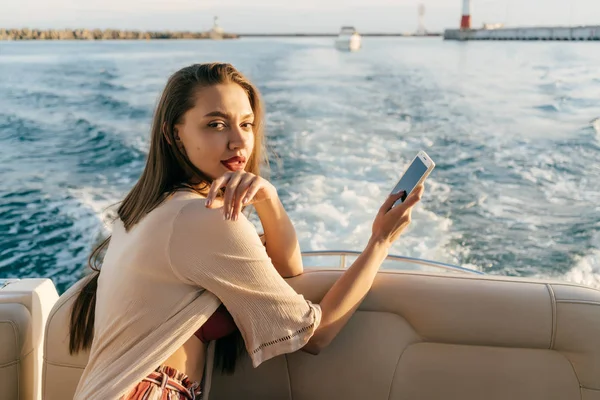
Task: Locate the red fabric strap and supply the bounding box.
[194,305,237,343]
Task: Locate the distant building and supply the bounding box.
[209,16,224,40]
[482,23,504,30]
[416,4,427,36]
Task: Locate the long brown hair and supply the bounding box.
[69,63,267,373]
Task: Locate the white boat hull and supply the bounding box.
[335,34,361,51]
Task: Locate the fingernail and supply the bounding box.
[205,199,211,207]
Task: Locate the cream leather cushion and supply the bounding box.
[43,277,90,400]
[0,303,32,400]
[43,271,600,400]
[0,279,58,400]
[212,271,600,400]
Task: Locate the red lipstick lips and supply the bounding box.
[220,156,246,171]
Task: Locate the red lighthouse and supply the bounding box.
[461,0,471,29]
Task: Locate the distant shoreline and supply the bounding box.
[0,28,239,41]
[0,28,441,41]
[239,33,442,37]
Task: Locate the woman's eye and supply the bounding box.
[241,122,255,130]
[208,121,226,129]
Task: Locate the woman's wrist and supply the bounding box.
[253,194,281,218]
[367,235,392,251]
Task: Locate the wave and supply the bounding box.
[80,80,127,92]
[558,250,600,289]
[0,185,120,293]
[0,113,44,143]
[2,38,599,292]
[534,103,560,113]
[591,118,600,135]
[88,93,150,119]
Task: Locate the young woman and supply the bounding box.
[68,62,424,400]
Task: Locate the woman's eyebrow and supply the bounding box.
[204,111,230,118]
[203,111,254,119]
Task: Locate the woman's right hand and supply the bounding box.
[371,185,424,246]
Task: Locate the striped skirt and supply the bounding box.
[122,366,202,400]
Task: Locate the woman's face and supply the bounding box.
[175,83,255,180]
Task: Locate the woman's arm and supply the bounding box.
[303,186,423,354]
[206,169,424,357]
[302,237,388,354]
[206,171,303,278]
[253,196,303,278]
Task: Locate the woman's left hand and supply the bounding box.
[205,171,277,221]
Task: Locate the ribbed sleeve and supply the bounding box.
[169,200,322,367]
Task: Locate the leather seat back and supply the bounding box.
[42,277,90,400]
[42,271,600,400]
[0,302,33,400]
[211,271,600,400]
[0,279,58,400]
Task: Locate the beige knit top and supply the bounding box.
[73,191,322,399]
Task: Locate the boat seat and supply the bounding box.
[43,270,600,400]
[0,279,58,400]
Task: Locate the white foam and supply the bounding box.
[72,187,114,221]
[55,186,122,272]
[561,250,600,289]
[263,88,461,267]
[592,118,600,136]
[286,168,457,267]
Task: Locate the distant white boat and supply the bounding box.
[335,26,361,51]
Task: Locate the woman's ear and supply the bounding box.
[162,122,172,145]
[172,127,187,155]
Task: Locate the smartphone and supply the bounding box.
[390,150,435,207]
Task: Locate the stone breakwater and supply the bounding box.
[0,28,238,40]
[444,25,600,41]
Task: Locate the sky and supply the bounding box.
[1,0,599,33]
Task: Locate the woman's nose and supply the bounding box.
[228,126,248,149]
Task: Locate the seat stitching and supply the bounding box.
[284,354,293,400]
[0,320,20,362]
[556,300,600,306]
[19,346,33,398]
[1,316,23,400]
[301,269,600,290]
[21,348,35,359]
[557,351,583,400]
[0,360,19,368]
[546,284,557,349]
[386,342,418,400]
[42,358,86,369]
[42,361,47,399]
